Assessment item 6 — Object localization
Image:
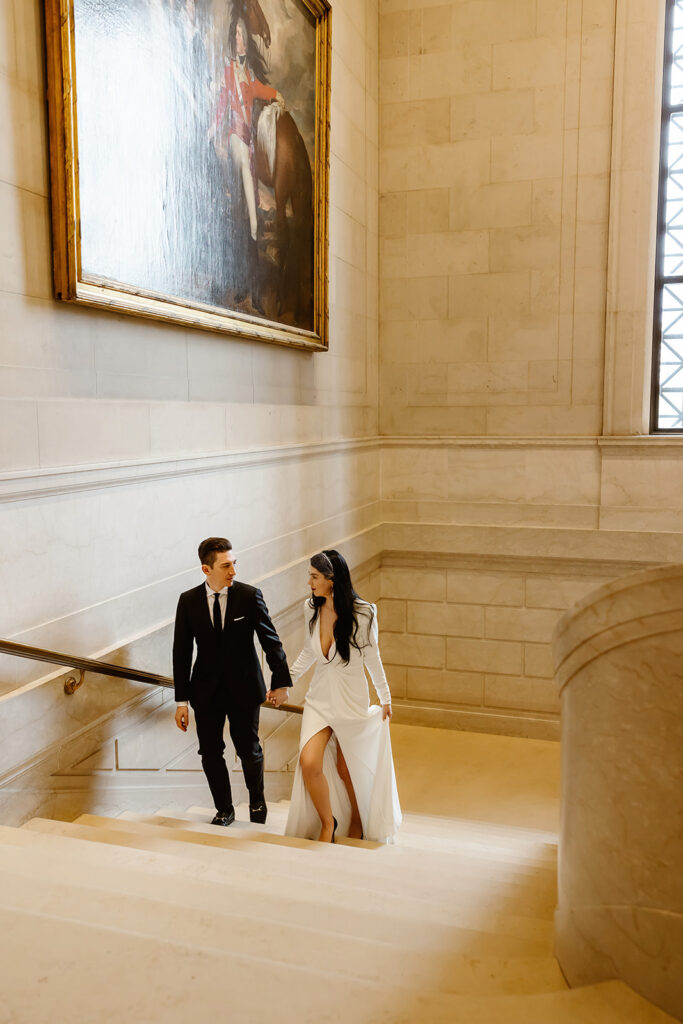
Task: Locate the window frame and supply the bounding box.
[652,0,683,433]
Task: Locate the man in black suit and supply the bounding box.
[173,537,291,826]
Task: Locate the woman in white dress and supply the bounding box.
[267,550,401,843]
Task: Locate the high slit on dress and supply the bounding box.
[284,600,402,843]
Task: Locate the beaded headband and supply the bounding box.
[311,551,334,577]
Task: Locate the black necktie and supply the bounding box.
[212,592,222,633]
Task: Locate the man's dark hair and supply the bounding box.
[198,537,232,568]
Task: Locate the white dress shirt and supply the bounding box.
[205,581,230,628]
[176,583,230,706]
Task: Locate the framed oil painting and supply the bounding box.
[44,0,331,350]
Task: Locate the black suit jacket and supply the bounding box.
[173,581,291,708]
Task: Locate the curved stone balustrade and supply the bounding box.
[552,564,683,1020]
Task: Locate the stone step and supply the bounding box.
[0,825,553,952]
[19,820,556,949]
[401,811,557,845]
[185,801,558,866]
[0,865,567,997]
[387,825,555,861]
[71,814,557,914]
[0,907,675,1024]
[259,801,558,852]
[123,809,557,879]
[189,802,558,868]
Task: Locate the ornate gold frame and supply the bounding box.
[44,0,331,351]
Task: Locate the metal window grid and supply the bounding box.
[652,0,683,432]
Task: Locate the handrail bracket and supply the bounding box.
[64,669,85,695]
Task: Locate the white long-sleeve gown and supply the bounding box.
[284,600,402,843]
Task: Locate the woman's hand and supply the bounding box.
[381,703,392,721]
[267,687,289,708]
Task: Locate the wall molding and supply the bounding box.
[383,522,683,568]
[381,549,654,579]
[0,685,163,788]
[0,436,382,504]
[2,433,681,506]
[383,435,683,450]
[381,437,600,450]
[597,436,683,451]
[392,700,560,742]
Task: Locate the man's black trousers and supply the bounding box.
[194,695,264,813]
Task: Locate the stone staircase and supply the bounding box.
[0,801,676,1023]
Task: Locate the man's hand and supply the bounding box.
[381,703,392,721]
[175,705,190,732]
[266,687,289,708]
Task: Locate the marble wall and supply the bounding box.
[378,0,615,437]
[553,564,683,1019]
[0,0,380,668]
[375,0,683,719]
[0,0,381,785]
[378,555,615,739]
[375,513,683,737]
[380,437,683,533]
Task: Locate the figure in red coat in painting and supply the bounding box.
[216,16,283,314]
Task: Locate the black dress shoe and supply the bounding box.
[249,802,267,824]
[210,808,235,827]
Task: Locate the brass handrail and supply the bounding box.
[0,639,304,714]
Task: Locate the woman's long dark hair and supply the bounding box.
[308,550,374,665]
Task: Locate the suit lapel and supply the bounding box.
[191,583,216,641]
[224,581,242,632]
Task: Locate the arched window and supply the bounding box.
[653,0,683,431]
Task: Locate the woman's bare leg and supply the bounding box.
[336,744,362,839]
[299,727,335,841]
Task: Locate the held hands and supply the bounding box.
[175,705,190,732]
[266,687,289,708]
[382,703,392,722]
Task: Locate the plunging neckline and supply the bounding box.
[319,617,335,662]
